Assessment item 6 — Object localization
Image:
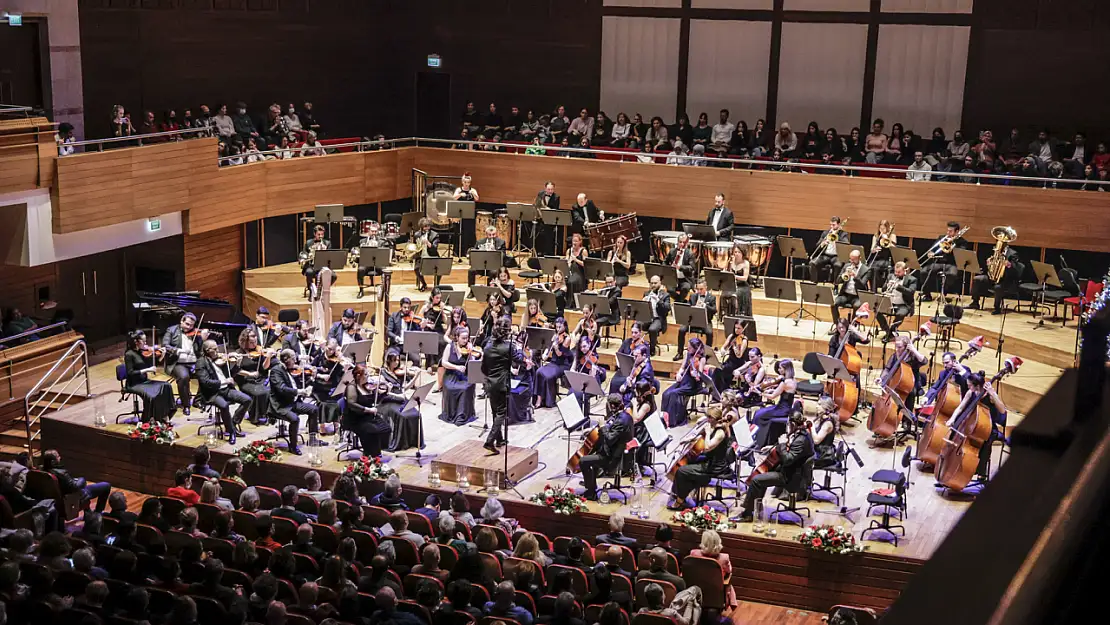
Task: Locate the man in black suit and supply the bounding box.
[272,485,312,525]
[197,340,252,443]
[301,224,330,294]
[481,317,522,455]
[188,558,247,616]
[292,523,328,562]
[970,245,1025,315]
[570,192,602,234]
[534,181,560,211]
[920,221,969,301]
[387,298,421,364]
[327,308,367,348]
[469,224,510,285]
[831,249,868,324]
[674,278,716,360]
[635,548,686,591]
[705,193,734,241]
[643,276,672,357]
[250,307,285,349]
[161,312,209,415]
[282,321,323,361]
[663,234,697,302]
[533,181,560,256]
[809,215,846,283]
[595,513,639,552]
[106,491,138,525]
[268,349,320,455]
[736,411,815,522]
[579,394,634,501]
[593,275,622,329]
[876,261,918,342]
[552,537,591,571]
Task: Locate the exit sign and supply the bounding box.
[427,54,441,68]
[6,13,22,26]
[147,217,161,232]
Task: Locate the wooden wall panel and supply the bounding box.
[188,165,269,234]
[184,225,243,306]
[0,118,55,195]
[264,153,367,218]
[0,263,57,317]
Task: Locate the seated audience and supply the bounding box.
[167,468,201,505]
[412,543,451,583]
[273,484,312,525]
[479,497,518,535]
[370,474,409,511]
[690,529,736,608]
[188,445,221,479]
[596,513,638,551]
[636,548,686,591]
[484,580,534,625]
[415,494,441,521]
[300,470,331,501]
[383,509,426,548]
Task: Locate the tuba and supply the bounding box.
[987,226,1017,284]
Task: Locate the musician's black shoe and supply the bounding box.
[733,511,754,523]
[483,443,500,455]
[583,490,599,502]
[228,433,236,446]
[672,352,683,361]
[968,300,981,310]
[665,498,688,511]
[921,294,933,302]
[882,332,894,343]
[356,289,364,299]
[991,308,1003,315]
[289,446,303,455]
[183,407,191,416]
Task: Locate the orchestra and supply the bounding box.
[160,312,209,415]
[195,339,251,444]
[674,278,716,359]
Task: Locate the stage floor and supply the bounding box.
[50,356,1000,561]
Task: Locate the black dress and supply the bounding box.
[610,250,631,287]
[380,371,424,451]
[343,383,393,458]
[124,350,176,422]
[439,344,477,426]
[234,351,271,423]
[565,247,588,304]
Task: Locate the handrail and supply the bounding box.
[63,125,215,153]
[215,137,405,165]
[22,339,90,464]
[0,104,33,118]
[0,321,70,350]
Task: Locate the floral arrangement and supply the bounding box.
[529,484,589,515]
[672,505,731,532]
[236,440,283,465]
[345,455,395,482]
[797,524,864,555]
[127,421,177,445]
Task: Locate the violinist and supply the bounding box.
[876,261,918,342]
[921,220,969,301]
[592,275,622,328]
[674,279,716,360]
[831,249,867,324]
[579,394,634,502]
[644,275,672,357]
[195,340,251,444]
[607,235,632,287]
[534,317,573,409]
[607,322,644,396]
[233,328,272,425]
[282,320,323,361]
[572,303,599,346]
[343,364,394,458]
[123,330,177,423]
[490,267,519,313]
[327,308,365,348]
[520,298,547,331]
[310,338,348,429]
[161,312,209,416]
[712,320,750,392]
[811,396,840,469]
[477,293,506,347]
[387,297,420,352]
[869,335,926,448]
[468,225,508,286]
[536,268,569,322]
[751,360,797,447]
[948,370,1007,483]
[664,234,697,302]
[300,224,330,294]
[251,307,285,349]
[661,337,711,427]
[379,349,425,451]
[570,333,606,418]
[629,379,658,467]
[565,232,588,301]
[420,288,449,369]
[734,347,768,407]
[413,217,441,292]
[736,409,814,523]
[268,348,321,455]
[617,344,655,404]
[439,325,480,427]
[868,220,897,290]
[508,326,537,426]
[667,406,736,511]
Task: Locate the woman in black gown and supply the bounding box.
[380,349,424,451]
[233,328,272,425]
[123,330,176,422]
[538,270,569,323]
[490,267,519,314]
[476,293,505,348]
[712,320,749,392]
[343,364,393,458]
[439,325,479,426]
[607,235,632,287]
[508,330,537,425]
[564,233,588,305]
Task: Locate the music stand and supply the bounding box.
[402,330,441,366]
[315,203,344,244]
[360,247,392,271]
[465,317,481,338]
[615,351,634,377]
[722,316,758,341]
[446,201,477,260]
[442,290,465,308]
[673,303,710,334]
[470,285,499,303]
[341,340,373,366]
[1028,261,1062,322]
[524,288,558,318]
[643,412,673,482]
[583,259,613,289]
[312,249,349,272]
[643,263,679,290]
[399,212,424,238]
[576,292,611,316]
[835,244,866,266]
[800,283,834,352]
[889,246,920,272]
[564,369,604,424]
[558,394,590,475]
[777,236,809,280]
[816,353,855,383]
[525,327,556,354]
[617,298,655,327]
[466,359,491,433]
[765,276,801,339]
[540,209,573,255]
[419,257,453,288]
[952,248,980,299]
[537,256,569,280]
[682,223,717,242]
[396,381,436,464]
[858,292,893,316]
[704,269,736,295]
[506,202,539,254]
[469,250,503,277]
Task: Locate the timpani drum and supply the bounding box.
[701,242,734,270]
[650,231,702,263]
[733,235,774,269]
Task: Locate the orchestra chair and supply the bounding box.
[334,398,362,461]
[810,441,849,507]
[383,536,420,567]
[348,529,379,565]
[795,352,826,398]
[1064,278,1102,322]
[926,302,964,352]
[188,594,228,624]
[218,478,245,508]
[634,578,677,610]
[437,543,459,570]
[514,590,537,616]
[479,551,503,580]
[296,495,321,517]
[769,457,815,526]
[406,510,435,537]
[1019,265,1078,322]
[519,257,544,284]
[272,515,298,544]
[470,582,491,608]
[194,502,223,534]
[115,362,142,423]
[263,405,307,451]
[585,605,630,625]
[194,398,229,441]
[595,543,637,574]
[861,445,912,546]
[681,555,728,610]
[362,504,391,527]
[254,485,282,510]
[202,537,235,562]
[598,448,632,503]
[403,572,445,599]
[476,523,512,550]
[694,472,741,511]
[632,614,679,625]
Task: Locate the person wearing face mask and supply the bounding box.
[232,101,260,146]
[195,105,213,131]
[283,104,304,136]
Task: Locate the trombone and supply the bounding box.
[809,217,850,261]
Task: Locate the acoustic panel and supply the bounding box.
[777,22,868,132]
[692,0,774,8]
[687,20,773,123]
[881,0,974,13]
[872,24,970,134]
[784,0,870,11]
[601,16,682,123]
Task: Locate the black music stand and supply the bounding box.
[312,249,348,273]
[1026,260,1062,324]
[616,297,654,332]
[682,223,717,242]
[396,381,436,465]
[776,236,808,280]
[799,283,834,351]
[704,269,737,295]
[466,359,491,433]
[764,277,799,340]
[315,203,345,244]
[673,304,710,338]
[540,209,573,256]
[470,285,499,304]
[614,351,634,378]
[557,394,590,476]
[525,288,559,319]
[465,317,481,338]
[583,259,614,289]
[722,315,758,341]
[525,327,556,355]
[442,290,465,308]
[643,263,679,290]
[537,256,569,280]
[469,250,503,278]
[564,369,604,427]
[341,340,373,368]
[446,200,476,260]
[576,292,611,317]
[835,244,866,268]
[399,212,424,239]
[889,246,920,272]
[506,201,538,255]
[359,247,392,296]
[952,248,980,299]
[419,257,453,289]
[402,329,440,370]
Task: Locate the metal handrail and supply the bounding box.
[0,104,33,118]
[63,125,215,153]
[215,137,404,165]
[22,339,90,459]
[0,321,70,349]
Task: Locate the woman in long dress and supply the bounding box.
[564,233,588,304]
[233,328,271,425]
[712,320,749,392]
[508,331,537,425]
[439,325,478,426]
[533,317,573,409]
[729,245,752,317]
[537,270,569,323]
[380,349,424,451]
[607,234,632,287]
[661,337,710,427]
[123,330,177,422]
[750,359,797,447]
[343,364,393,458]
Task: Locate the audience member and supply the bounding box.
[167,468,201,505]
[416,494,441,521]
[484,580,533,625]
[412,543,450,583]
[596,513,639,551]
[370,474,408,511]
[636,548,686,591]
[273,485,312,525]
[300,470,331,501]
[449,491,476,528]
[384,509,426,547]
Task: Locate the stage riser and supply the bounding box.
[244,265,480,290]
[40,415,919,614]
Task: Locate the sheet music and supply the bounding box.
[557,394,588,430]
[644,412,670,449]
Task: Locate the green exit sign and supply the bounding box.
[147,218,161,232]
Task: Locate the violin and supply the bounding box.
[141,345,167,360]
[402,311,424,325]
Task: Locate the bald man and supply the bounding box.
[570,192,602,234]
[832,249,868,323]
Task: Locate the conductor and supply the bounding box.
[481,317,522,455]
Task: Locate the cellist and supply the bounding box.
[947,371,1007,484]
[869,335,927,448]
[921,351,970,410]
[736,409,814,523]
[827,316,870,361]
[666,406,736,511]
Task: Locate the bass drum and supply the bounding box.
[651,231,684,263]
[701,242,734,270]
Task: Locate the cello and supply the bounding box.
[824,316,865,423]
[867,339,919,438]
[917,338,985,467]
[935,358,1021,491]
[666,421,710,480]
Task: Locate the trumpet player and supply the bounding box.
[468,224,510,286]
[868,220,897,290]
[876,261,918,342]
[970,243,1024,315]
[674,278,716,360]
[832,250,868,324]
[808,216,846,283]
[921,221,968,301]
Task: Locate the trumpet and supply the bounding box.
[838,263,860,285]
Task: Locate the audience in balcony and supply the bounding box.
[55,123,76,156]
[111,104,136,138]
[212,104,236,141]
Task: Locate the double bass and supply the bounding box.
[867,343,918,437]
[825,321,863,423]
[935,358,1021,490]
[917,338,985,467]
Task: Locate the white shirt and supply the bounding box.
[710,206,724,231]
[340,331,356,348]
[178,333,197,364]
[1071,145,1086,161]
[214,361,231,386]
[826,240,839,257]
[844,263,861,295]
[906,161,932,182]
[711,122,735,145]
[887,276,905,306]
